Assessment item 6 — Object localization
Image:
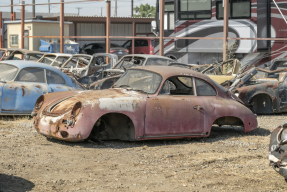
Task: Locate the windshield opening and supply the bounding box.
[0,64,19,81]
[64,56,91,68]
[114,56,146,69]
[113,69,162,94]
[38,55,56,65]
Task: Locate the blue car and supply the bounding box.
[0,60,84,115]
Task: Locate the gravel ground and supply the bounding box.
[1,115,287,191]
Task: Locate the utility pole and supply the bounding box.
[223,0,229,61]
[114,0,117,17]
[48,0,50,13]
[11,0,14,20]
[101,7,102,16]
[60,0,64,53]
[131,0,133,17]
[75,7,82,15]
[21,1,25,49]
[32,0,35,18]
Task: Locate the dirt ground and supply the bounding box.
[0,115,287,192]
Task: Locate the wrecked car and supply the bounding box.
[0,60,84,115]
[32,65,257,142]
[170,59,241,84]
[89,54,174,90]
[232,66,287,114]
[59,54,101,78]
[37,53,73,67]
[269,122,287,181]
[0,48,19,61]
[77,53,119,87]
[5,49,44,61]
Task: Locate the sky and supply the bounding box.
[0,0,156,17]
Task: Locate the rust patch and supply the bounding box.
[35,85,41,89]
[4,98,8,101]
[56,86,62,89]
[21,87,25,97]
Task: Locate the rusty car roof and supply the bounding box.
[129,65,211,80]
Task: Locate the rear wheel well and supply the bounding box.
[89,113,135,141]
[249,94,272,114]
[213,116,244,127]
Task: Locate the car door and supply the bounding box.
[1,68,51,113]
[144,76,205,137]
[46,69,72,92]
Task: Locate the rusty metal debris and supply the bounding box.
[269,122,287,181]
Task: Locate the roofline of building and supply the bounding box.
[4,20,73,24]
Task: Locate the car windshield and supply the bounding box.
[64,56,91,68]
[38,55,56,65]
[113,69,162,94]
[114,56,146,69]
[0,63,19,81]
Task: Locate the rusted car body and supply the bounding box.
[37,53,73,67]
[77,53,119,87]
[5,49,44,61]
[32,66,257,142]
[0,60,84,115]
[233,66,287,114]
[269,122,287,181]
[59,54,101,78]
[0,48,19,61]
[89,54,174,90]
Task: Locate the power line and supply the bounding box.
[0,0,105,8]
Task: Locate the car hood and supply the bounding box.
[207,75,234,84]
[43,88,146,115]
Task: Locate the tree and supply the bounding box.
[134,3,155,18]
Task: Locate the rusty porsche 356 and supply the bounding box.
[32,66,257,142]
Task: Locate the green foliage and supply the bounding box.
[134,3,155,18]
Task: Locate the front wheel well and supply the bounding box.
[89,113,136,141]
[249,94,273,114]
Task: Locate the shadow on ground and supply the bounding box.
[45,125,271,149]
[0,174,35,192]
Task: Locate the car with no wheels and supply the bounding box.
[32,66,257,142]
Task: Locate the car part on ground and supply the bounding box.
[33,65,257,142]
[0,60,84,115]
[269,122,287,181]
[5,49,44,61]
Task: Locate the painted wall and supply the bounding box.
[7,21,70,51]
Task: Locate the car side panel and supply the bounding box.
[1,82,51,114]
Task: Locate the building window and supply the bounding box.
[10,35,19,47]
[216,0,251,20]
[178,0,212,20]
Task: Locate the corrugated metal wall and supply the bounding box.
[74,23,152,47]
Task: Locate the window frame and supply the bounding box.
[178,0,212,20]
[10,34,19,47]
[46,69,66,85]
[194,78,217,96]
[15,67,47,83]
[216,0,251,20]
